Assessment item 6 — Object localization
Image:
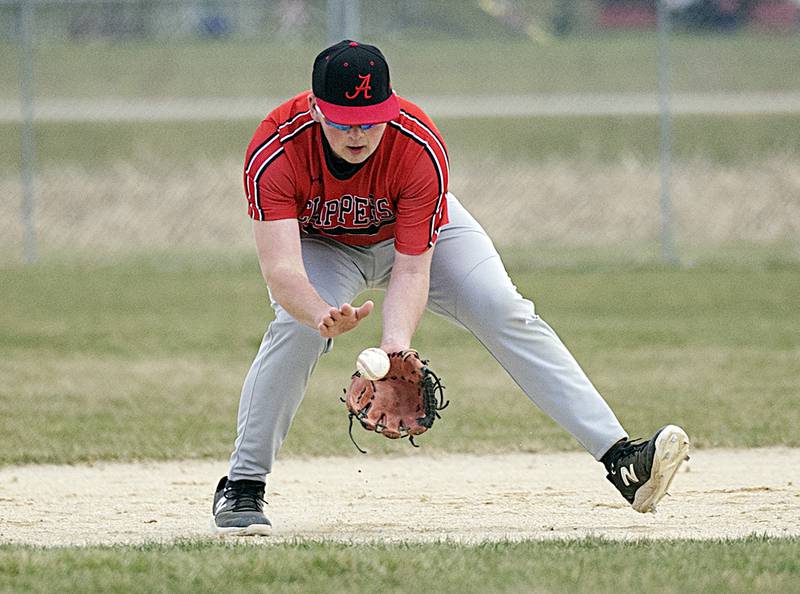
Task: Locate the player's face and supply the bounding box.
[311,99,388,164]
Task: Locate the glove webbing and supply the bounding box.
[343,364,449,453]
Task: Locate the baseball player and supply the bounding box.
[212,40,690,534]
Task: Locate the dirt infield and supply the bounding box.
[1,448,798,547]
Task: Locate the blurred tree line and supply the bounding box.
[1,0,796,43]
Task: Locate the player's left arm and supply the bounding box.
[380,144,446,352]
[380,247,434,353]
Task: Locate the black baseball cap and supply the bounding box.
[312,40,400,126]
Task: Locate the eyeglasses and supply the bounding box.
[314,105,376,131]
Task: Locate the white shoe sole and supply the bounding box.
[210,517,272,536]
[631,425,690,513]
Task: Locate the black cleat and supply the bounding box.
[211,475,272,535]
[603,425,690,513]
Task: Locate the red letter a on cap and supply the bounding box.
[345,74,373,100]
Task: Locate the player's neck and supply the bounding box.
[321,133,369,181]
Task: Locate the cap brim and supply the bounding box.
[316,93,400,126]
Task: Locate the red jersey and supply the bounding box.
[243,92,449,255]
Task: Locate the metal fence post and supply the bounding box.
[657,0,678,265]
[343,0,360,40]
[327,0,360,45]
[326,0,342,45]
[19,0,37,264]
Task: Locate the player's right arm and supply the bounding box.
[245,105,371,337]
[253,220,373,337]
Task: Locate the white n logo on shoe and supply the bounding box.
[215,498,228,514]
[620,464,639,487]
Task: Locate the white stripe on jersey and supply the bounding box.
[387,121,448,247]
[245,112,312,175]
[399,110,450,174]
[280,119,315,143]
[245,133,278,205]
[245,133,279,175]
[428,191,445,248]
[245,112,314,215]
[251,146,286,220]
[278,109,311,130]
[387,121,445,197]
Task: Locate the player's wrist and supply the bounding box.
[379,340,409,353]
[312,304,335,329]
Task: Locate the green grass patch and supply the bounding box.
[3,33,800,98]
[1,255,798,465]
[441,114,800,164]
[0,537,798,593]
[2,114,799,169]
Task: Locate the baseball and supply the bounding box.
[356,347,390,380]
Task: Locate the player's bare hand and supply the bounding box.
[317,300,374,338]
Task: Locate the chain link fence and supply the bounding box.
[2,0,799,266]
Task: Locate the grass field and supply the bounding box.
[2,113,800,169]
[2,34,800,99]
[2,256,799,590]
[1,538,799,593]
[2,32,797,270]
[2,26,799,592]
[2,256,798,465]
[2,114,797,268]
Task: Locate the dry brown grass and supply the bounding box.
[453,154,800,247]
[1,155,798,261]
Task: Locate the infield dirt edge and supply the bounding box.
[1,447,798,547]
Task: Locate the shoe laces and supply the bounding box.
[606,437,649,473]
[224,480,265,512]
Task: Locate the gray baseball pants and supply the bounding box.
[228,195,627,483]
